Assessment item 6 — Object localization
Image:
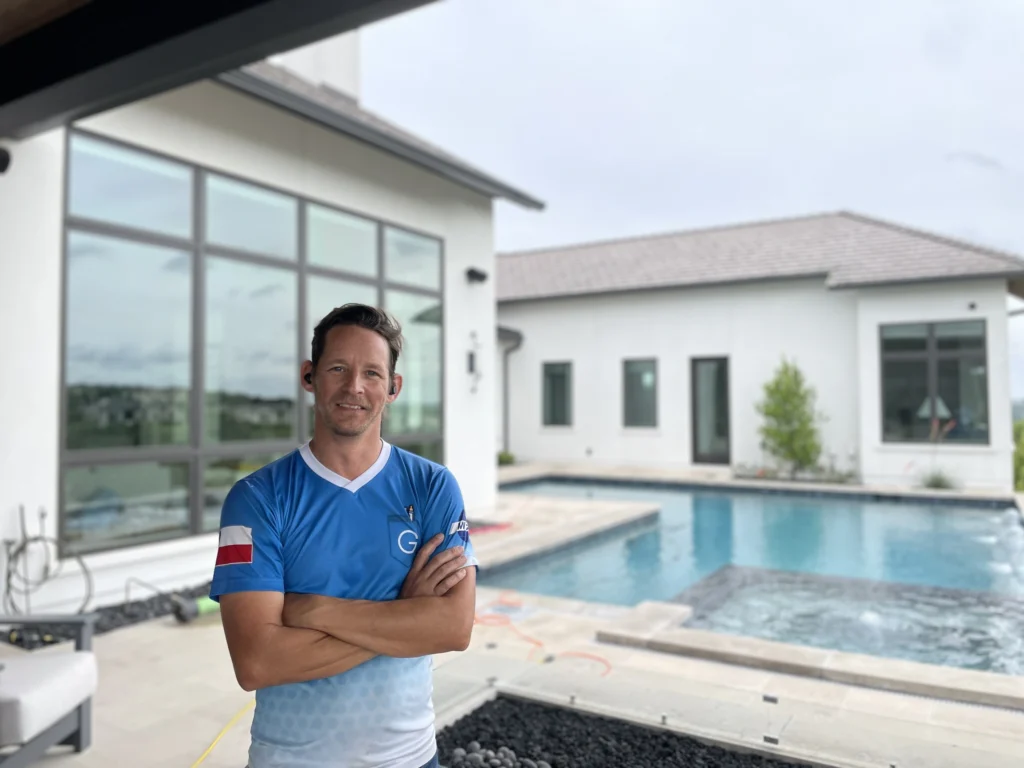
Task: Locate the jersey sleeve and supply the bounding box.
[208,478,285,601]
[423,467,478,568]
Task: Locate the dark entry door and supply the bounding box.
[691,357,730,464]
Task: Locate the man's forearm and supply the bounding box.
[301,596,471,658]
[239,624,375,690]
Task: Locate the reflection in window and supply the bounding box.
[202,454,284,532]
[68,133,193,238]
[205,174,297,259]
[63,462,190,554]
[385,227,441,291]
[205,257,297,442]
[880,320,988,444]
[308,205,378,277]
[64,232,191,449]
[394,440,444,464]
[543,362,572,426]
[881,359,931,442]
[623,359,657,427]
[384,291,441,435]
[306,276,379,347]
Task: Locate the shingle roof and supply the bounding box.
[496,212,1024,302]
[214,62,544,211]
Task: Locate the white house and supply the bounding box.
[496,212,1023,493]
[0,30,542,614]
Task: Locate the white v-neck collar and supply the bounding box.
[299,439,392,493]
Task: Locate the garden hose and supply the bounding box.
[190,698,254,767]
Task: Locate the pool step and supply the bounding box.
[597,603,1024,713]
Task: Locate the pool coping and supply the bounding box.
[596,602,1024,713]
[474,502,661,577]
[499,466,1021,511]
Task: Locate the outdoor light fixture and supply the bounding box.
[0,148,10,174]
[465,267,487,283]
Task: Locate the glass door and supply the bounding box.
[691,357,730,464]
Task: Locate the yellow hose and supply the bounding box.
[190,698,255,767]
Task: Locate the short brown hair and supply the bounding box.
[311,304,403,375]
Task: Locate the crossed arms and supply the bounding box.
[220,535,475,691]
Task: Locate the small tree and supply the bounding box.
[756,358,823,478]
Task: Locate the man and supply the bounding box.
[208,303,478,768]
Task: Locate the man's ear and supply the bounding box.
[301,361,315,393]
[388,373,403,400]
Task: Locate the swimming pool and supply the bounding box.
[481,479,1024,674]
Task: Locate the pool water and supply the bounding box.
[481,480,1024,673]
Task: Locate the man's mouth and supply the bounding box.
[336,403,366,411]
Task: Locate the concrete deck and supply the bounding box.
[14,486,1023,767]
[21,587,1024,768]
[499,462,1021,506]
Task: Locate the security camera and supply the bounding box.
[0,148,10,174]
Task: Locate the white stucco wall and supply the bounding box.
[498,276,1015,493]
[0,129,66,569]
[856,279,1013,491]
[498,279,861,473]
[1,79,497,612]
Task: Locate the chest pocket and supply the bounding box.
[387,512,421,567]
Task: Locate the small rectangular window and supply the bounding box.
[542,362,572,426]
[623,359,657,427]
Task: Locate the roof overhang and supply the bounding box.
[214,68,545,210]
[0,0,436,140]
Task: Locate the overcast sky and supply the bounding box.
[361,0,1024,396]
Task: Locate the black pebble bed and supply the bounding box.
[437,696,822,768]
[2,581,212,650]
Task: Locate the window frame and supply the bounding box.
[878,318,989,446]
[59,128,447,556]
[622,358,658,428]
[541,361,573,427]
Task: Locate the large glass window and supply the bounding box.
[205,258,297,442]
[385,226,441,291]
[384,291,442,438]
[880,320,988,444]
[308,204,378,277]
[64,232,191,449]
[623,359,657,427]
[205,174,297,260]
[61,131,446,554]
[543,362,572,426]
[68,133,193,238]
[63,462,190,554]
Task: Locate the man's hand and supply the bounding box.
[399,533,469,599]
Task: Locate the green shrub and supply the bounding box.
[922,468,955,490]
[756,358,824,478]
[497,451,515,466]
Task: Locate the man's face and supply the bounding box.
[306,325,396,439]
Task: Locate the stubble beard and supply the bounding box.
[321,401,385,439]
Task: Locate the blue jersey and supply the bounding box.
[208,440,477,768]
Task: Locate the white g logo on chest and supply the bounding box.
[397,529,419,555]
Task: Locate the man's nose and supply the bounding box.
[340,372,363,394]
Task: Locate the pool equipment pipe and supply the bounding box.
[172,594,220,623]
